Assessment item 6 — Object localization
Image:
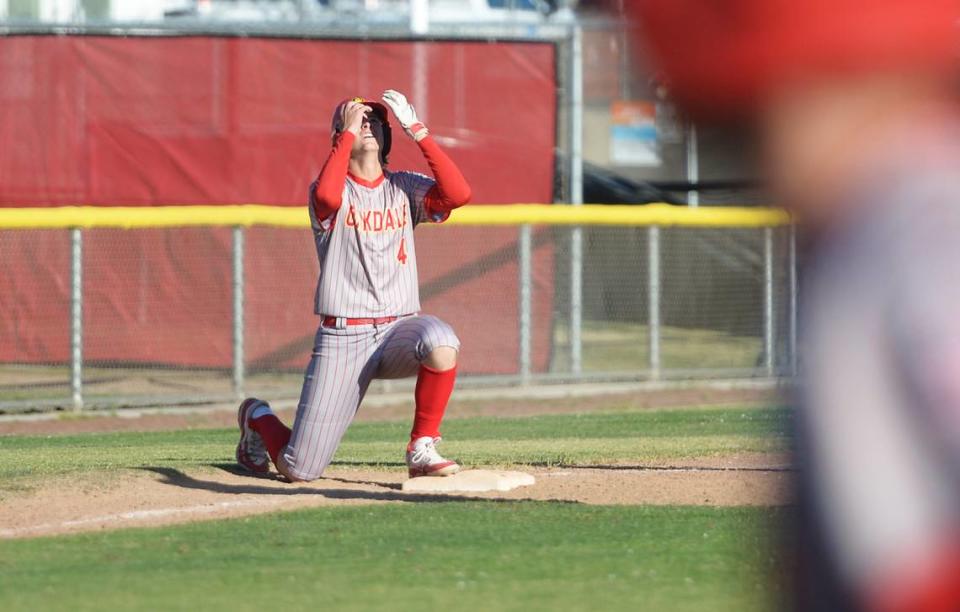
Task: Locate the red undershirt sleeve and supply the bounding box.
[417,135,472,216]
[311,131,356,220]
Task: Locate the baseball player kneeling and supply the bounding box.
[235,89,471,481]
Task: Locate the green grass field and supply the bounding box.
[553,321,763,372]
[0,404,791,611]
[0,406,790,487]
[0,504,784,612]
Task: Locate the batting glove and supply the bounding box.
[382,89,429,141]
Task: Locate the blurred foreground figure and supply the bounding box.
[630,1,960,610]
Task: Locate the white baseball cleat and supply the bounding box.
[406,436,460,478]
[236,397,270,474]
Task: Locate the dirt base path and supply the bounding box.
[0,453,793,540]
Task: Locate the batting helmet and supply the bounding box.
[331,97,392,164]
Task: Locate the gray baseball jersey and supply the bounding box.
[308,170,448,317]
[797,152,960,596]
[281,171,459,481]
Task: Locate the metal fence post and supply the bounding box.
[519,224,533,384]
[570,228,583,376]
[648,225,661,380]
[686,122,699,207]
[70,228,83,411]
[232,226,245,400]
[763,226,775,377]
[789,224,798,376]
[569,24,584,377]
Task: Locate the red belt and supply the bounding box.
[322,315,400,327]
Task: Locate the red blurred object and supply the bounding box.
[627,0,960,120]
[867,537,960,612]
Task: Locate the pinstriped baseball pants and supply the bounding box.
[280,314,460,481]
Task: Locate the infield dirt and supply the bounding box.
[0,388,791,539]
[0,453,792,539]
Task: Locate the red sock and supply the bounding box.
[250,414,292,465]
[411,364,457,442]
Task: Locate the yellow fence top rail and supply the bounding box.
[0,204,789,229]
[450,204,789,227]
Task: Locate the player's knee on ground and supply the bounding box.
[277,452,326,483]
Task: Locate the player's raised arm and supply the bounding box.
[311,100,371,220]
[381,89,472,214]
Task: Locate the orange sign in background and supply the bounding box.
[610,99,660,166]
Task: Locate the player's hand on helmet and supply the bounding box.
[342,100,372,137]
[382,89,429,141]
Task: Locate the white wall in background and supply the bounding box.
[38,0,75,20]
[111,0,193,21]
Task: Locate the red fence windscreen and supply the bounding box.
[0,36,557,376]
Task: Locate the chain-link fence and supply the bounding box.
[0,211,795,412]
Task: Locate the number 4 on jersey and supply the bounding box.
[397,238,408,264]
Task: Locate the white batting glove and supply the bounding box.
[382,89,429,141]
